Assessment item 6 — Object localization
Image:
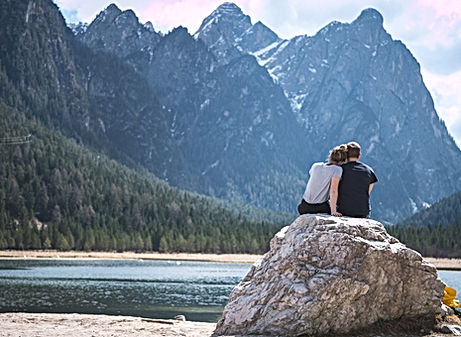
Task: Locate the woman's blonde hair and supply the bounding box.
[328,144,347,165]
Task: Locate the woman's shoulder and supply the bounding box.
[326,164,343,175]
[311,162,325,167]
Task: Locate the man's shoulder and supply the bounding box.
[342,161,376,175]
[358,162,375,174]
[357,161,375,171]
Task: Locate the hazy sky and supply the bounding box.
[55,0,461,148]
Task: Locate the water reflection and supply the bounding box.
[0,259,251,322]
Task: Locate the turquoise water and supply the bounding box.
[0,259,250,322]
[0,259,459,322]
[439,270,461,293]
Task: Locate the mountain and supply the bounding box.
[193,2,280,63]
[0,0,193,188]
[2,0,461,223]
[193,4,461,222]
[386,190,461,257]
[0,0,292,253]
[397,190,461,227]
[78,4,309,212]
[76,2,461,222]
[0,102,283,253]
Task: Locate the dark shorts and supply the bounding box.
[298,199,330,215]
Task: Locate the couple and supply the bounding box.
[298,142,377,218]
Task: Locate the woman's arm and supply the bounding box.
[330,176,342,216]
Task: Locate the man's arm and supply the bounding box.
[330,177,342,216]
[368,183,374,195]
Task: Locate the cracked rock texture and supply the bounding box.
[214,214,445,336]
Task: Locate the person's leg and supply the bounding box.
[315,201,331,214]
[299,200,330,215]
[298,199,310,214]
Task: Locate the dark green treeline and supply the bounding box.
[0,103,283,253]
[386,222,461,258]
[387,190,461,258]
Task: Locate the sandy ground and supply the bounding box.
[0,312,215,337]
[1,250,460,269]
[424,257,461,271]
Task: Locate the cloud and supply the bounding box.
[422,68,461,148]
[386,0,461,75]
[60,8,80,23]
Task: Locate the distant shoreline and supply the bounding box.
[0,250,262,264]
[0,250,460,270]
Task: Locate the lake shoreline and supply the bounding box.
[0,249,263,264]
[0,250,460,270]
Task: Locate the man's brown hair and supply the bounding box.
[347,141,361,159]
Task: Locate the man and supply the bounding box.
[337,142,377,218]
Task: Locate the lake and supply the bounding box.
[0,259,459,322]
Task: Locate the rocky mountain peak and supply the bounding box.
[212,2,245,17]
[91,4,141,31]
[143,21,155,33]
[105,3,121,14]
[95,3,122,23]
[354,8,384,26]
[166,26,191,42]
[114,9,138,27]
[78,3,161,65]
[194,2,251,39]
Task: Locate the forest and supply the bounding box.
[0,103,285,254]
[387,222,461,258]
[0,105,459,257]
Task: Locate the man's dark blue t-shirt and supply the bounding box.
[338,161,378,218]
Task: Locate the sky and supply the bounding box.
[55,0,461,149]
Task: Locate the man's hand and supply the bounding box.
[331,211,342,217]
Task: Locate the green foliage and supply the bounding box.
[0,103,284,253]
[387,189,461,257]
[397,191,461,227]
[386,221,461,258]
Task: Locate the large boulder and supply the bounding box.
[214,214,445,336]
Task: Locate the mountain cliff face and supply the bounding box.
[79,4,308,211]
[193,4,461,221]
[2,0,460,222]
[77,2,461,222]
[0,0,191,186]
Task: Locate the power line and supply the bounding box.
[0,134,31,145]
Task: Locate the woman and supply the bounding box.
[298,144,347,216]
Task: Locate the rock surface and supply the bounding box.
[214,214,445,336]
